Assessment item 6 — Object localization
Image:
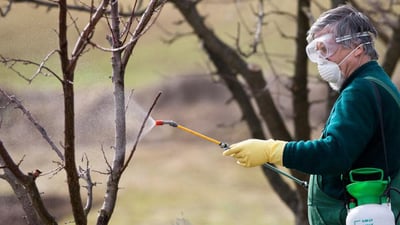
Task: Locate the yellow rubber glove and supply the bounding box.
[223,139,287,167]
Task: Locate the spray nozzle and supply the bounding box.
[155,120,178,127]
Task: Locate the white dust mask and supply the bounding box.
[317,44,364,91]
[317,59,343,91]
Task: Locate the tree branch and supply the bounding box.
[0,54,63,84]
[1,0,146,17]
[0,89,64,161]
[0,140,56,225]
[79,154,95,216]
[69,0,109,72]
[121,0,166,67]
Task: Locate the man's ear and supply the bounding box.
[354,44,365,57]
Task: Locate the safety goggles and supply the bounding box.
[306,32,371,63]
[306,33,339,63]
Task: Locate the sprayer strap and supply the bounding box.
[365,77,390,177]
[365,76,400,109]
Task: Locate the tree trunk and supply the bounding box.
[290,0,311,224]
[96,2,125,224]
[382,16,400,77]
[58,1,86,224]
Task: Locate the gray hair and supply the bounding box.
[307,5,378,60]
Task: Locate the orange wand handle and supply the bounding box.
[155,120,229,149]
[176,125,221,145]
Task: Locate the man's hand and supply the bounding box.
[223,139,286,167]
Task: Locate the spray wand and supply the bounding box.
[155,120,308,188]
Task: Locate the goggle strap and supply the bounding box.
[335,32,371,43]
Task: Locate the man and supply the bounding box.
[223,5,400,225]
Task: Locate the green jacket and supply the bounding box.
[283,60,400,200]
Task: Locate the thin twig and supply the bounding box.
[33,50,60,81]
[79,153,95,216]
[0,55,63,83]
[121,0,165,64]
[125,89,135,113]
[120,0,140,43]
[41,161,64,179]
[100,144,112,174]
[121,92,161,174]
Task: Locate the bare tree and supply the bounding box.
[0,0,165,225]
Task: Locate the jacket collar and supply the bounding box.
[340,60,379,92]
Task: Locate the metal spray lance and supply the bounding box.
[155,120,308,188]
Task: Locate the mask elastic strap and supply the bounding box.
[337,43,366,66]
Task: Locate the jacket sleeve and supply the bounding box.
[283,79,378,175]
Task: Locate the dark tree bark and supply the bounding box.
[58,1,86,224]
[381,16,400,77]
[291,0,312,223]
[0,141,56,225]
